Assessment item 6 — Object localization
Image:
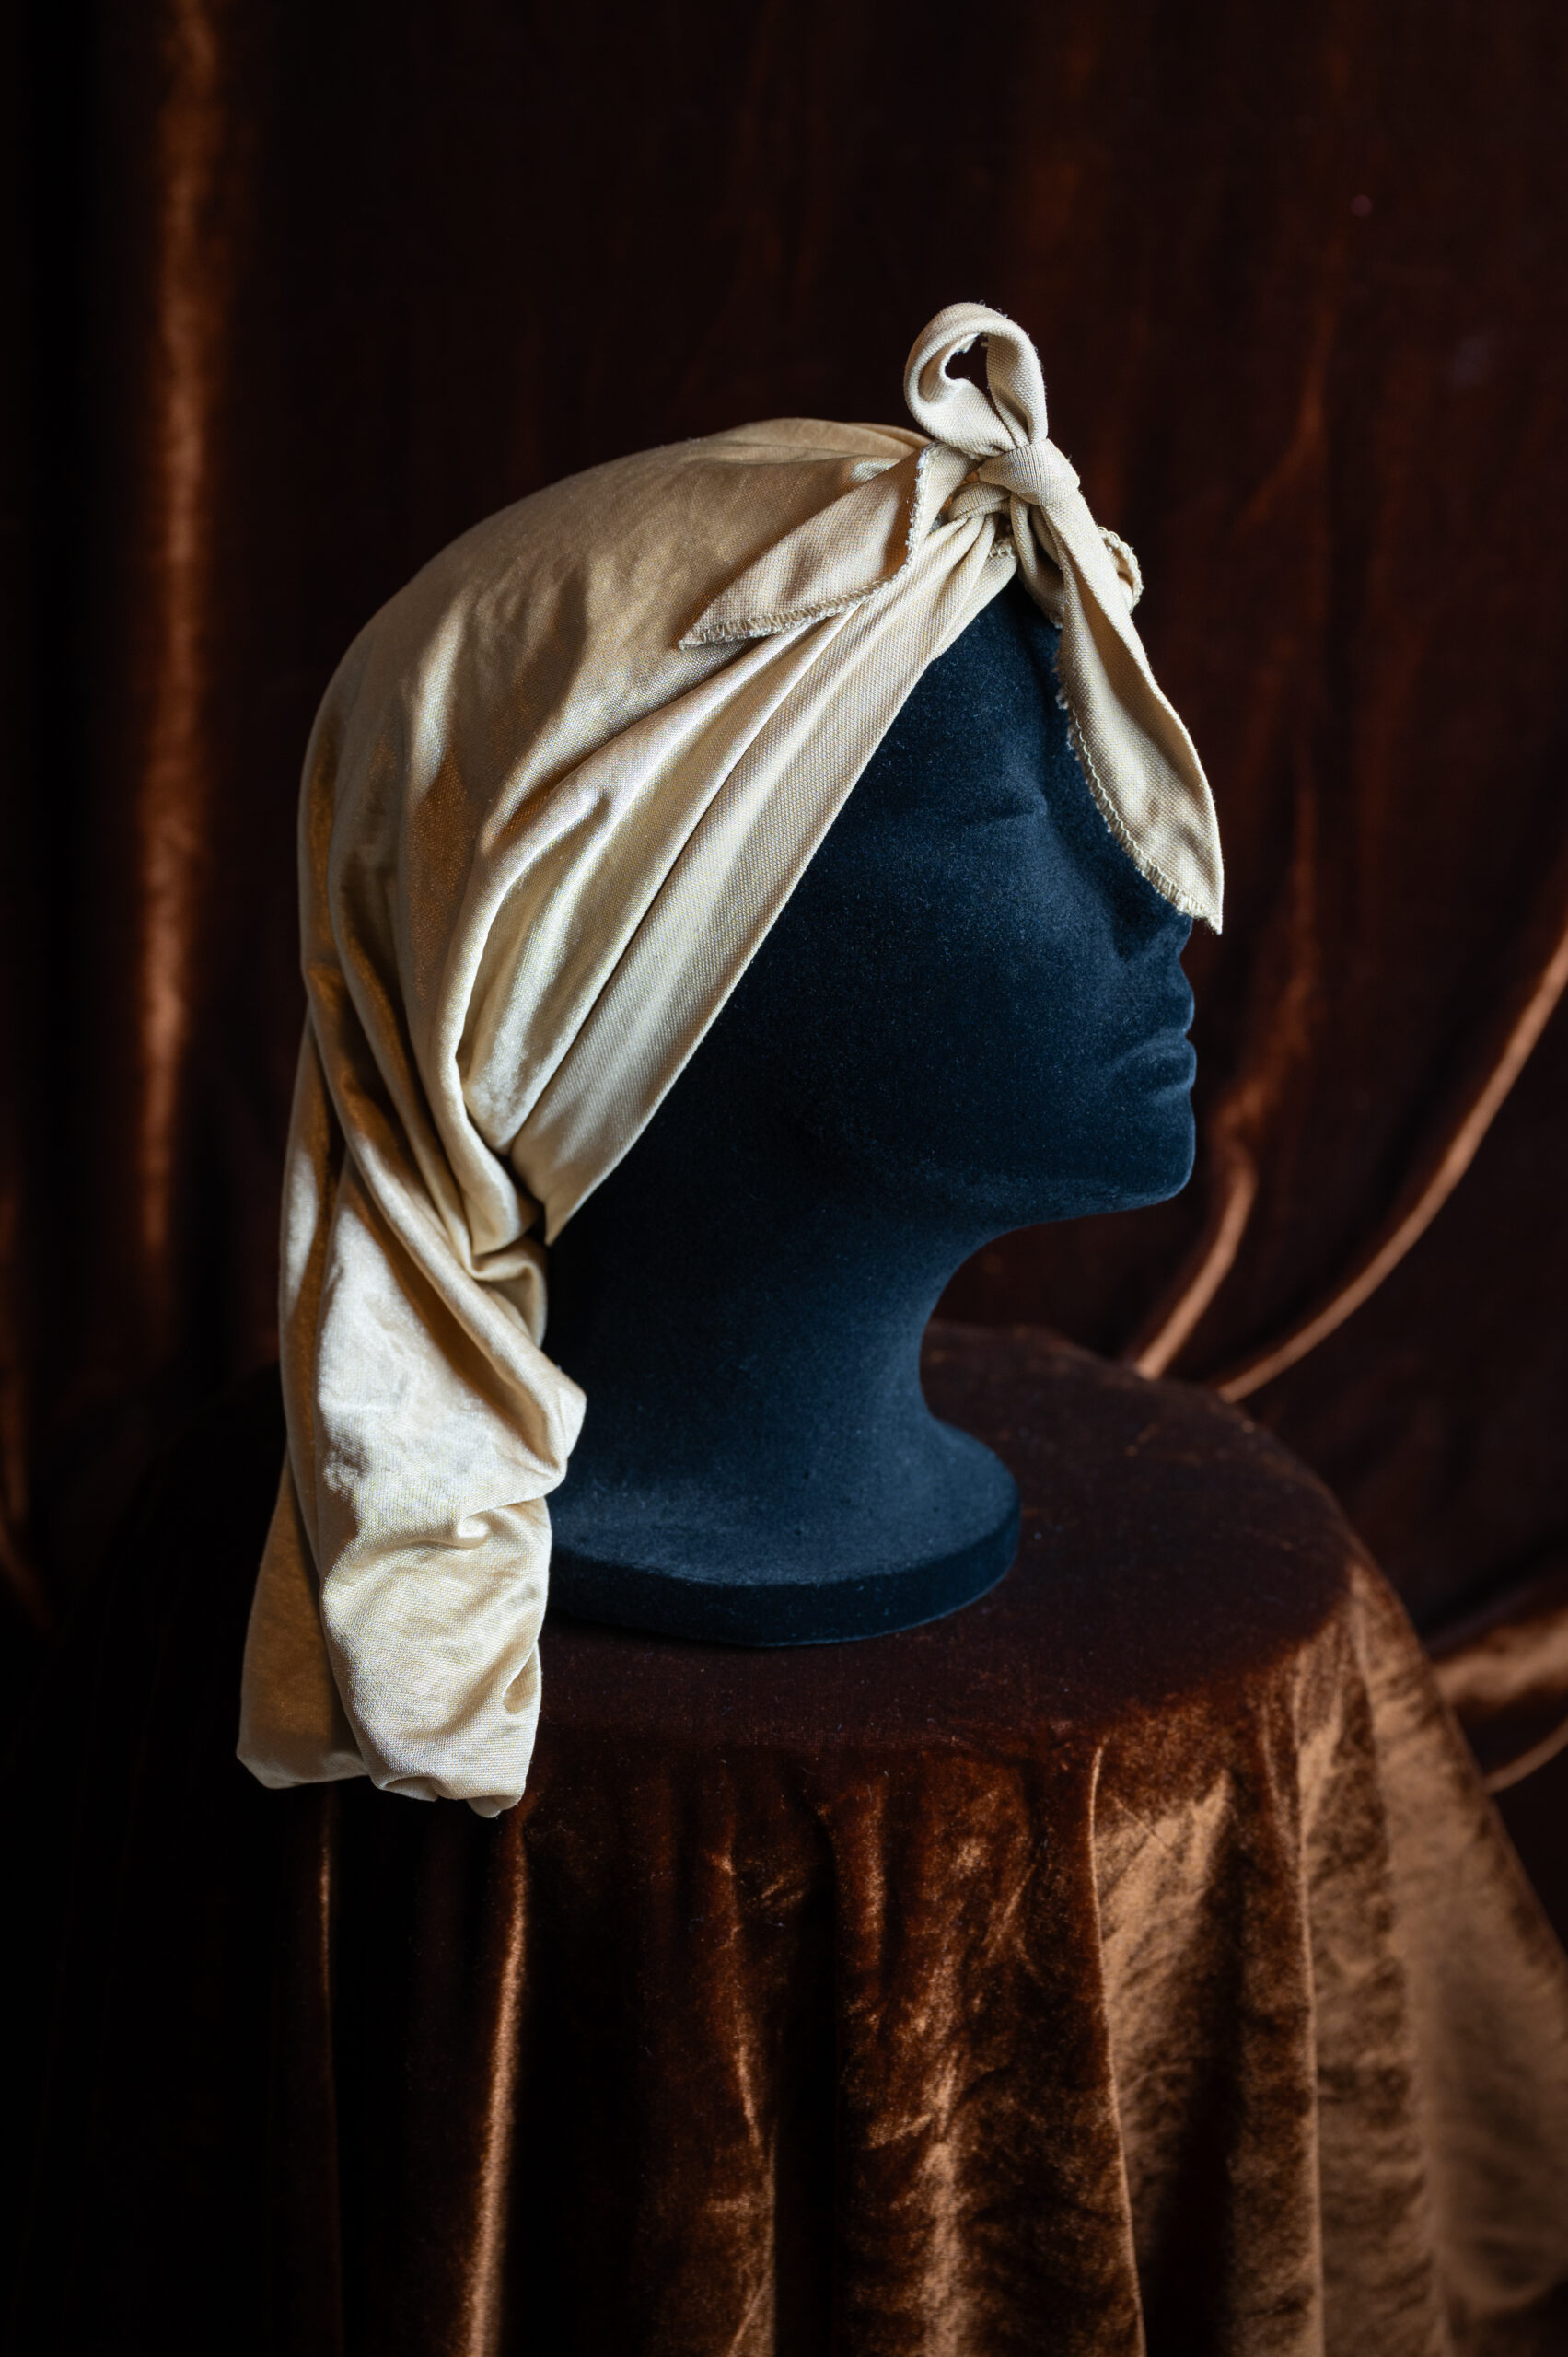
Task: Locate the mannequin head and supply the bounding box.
[544,578,1195,1641]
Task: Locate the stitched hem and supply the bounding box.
[1098,525,1144,609]
[681,444,952,647]
[1049,668,1212,927]
[680,588,878,646]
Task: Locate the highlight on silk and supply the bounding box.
[7,12,1568,2352]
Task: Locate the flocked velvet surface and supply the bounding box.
[9,1327,1568,2356]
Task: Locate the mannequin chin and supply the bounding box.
[543,578,1197,1644]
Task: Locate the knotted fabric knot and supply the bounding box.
[960,440,1132,620]
[976,440,1082,505]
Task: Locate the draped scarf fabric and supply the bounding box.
[237,304,1223,1817]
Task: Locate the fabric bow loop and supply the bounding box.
[903,300,1048,459]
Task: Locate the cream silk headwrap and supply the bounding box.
[238,303,1222,1816]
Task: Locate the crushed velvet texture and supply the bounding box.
[9,1331,1568,2356]
[546,582,1194,1641]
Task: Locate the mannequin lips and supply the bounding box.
[1108,951,1194,1086]
[1129,1030,1199,1089]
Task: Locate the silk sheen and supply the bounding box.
[238,306,1223,1815]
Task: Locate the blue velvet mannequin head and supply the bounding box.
[544,577,1195,1643]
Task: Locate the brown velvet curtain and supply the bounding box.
[7,1,1568,1816]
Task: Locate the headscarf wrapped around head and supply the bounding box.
[238,303,1223,1816]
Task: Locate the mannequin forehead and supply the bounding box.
[802,582,1192,994]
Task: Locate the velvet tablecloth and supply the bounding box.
[8,1326,1568,2356]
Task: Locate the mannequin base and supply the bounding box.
[549,1503,1020,1646]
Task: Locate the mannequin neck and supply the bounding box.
[543,1109,984,1561]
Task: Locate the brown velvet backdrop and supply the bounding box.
[7,3,1568,1819]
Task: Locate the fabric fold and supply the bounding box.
[238,302,1222,1815]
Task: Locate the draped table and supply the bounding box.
[8,1327,1568,2357]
